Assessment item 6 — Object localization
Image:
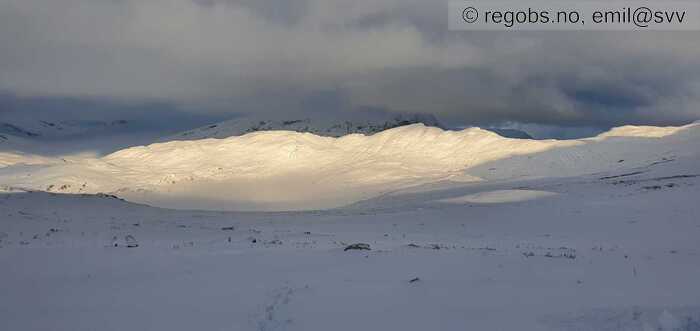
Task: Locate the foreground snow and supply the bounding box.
[1,155,699,330]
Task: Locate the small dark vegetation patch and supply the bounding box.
[344,243,371,251]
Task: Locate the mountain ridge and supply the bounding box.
[165,113,444,141]
[0,121,697,211]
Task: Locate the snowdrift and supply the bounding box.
[0,122,698,211]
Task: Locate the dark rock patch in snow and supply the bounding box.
[344,243,371,251]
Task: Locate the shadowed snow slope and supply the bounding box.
[0,122,698,211]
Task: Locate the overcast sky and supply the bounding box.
[1,0,699,131]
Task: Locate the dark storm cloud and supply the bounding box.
[0,0,698,130]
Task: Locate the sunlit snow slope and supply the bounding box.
[0,122,698,211]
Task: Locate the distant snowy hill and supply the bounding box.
[0,128,43,160]
[0,119,179,157]
[0,131,57,167]
[1,121,698,211]
[486,128,534,139]
[166,113,443,140]
[0,119,131,139]
[448,126,534,139]
[0,133,14,144]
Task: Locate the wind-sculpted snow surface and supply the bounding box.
[0,122,698,211]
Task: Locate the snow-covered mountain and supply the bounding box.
[0,132,17,145]
[0,131,55,166]
[1,121,698,211]
[0,119,132,139]
[0,118,186,157]
[2,121,700,331]
[166,113,444,140]
[486,128,534,139]
[452,126,534,139]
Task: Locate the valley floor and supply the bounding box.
[1,159,699,330]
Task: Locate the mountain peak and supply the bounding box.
[167,113,444,141]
